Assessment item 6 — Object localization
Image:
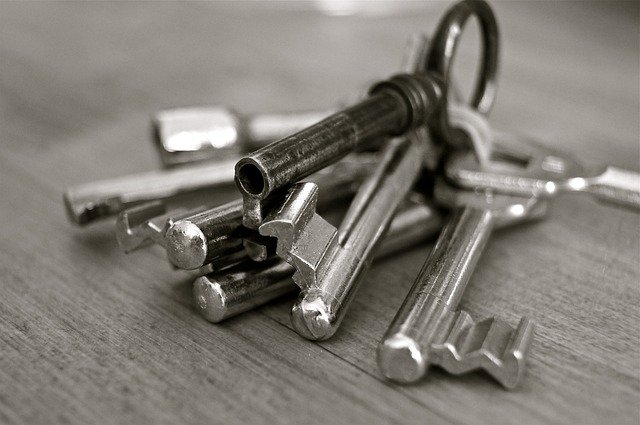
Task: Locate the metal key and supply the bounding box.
[446,130,640,210]
[153,32,443,170]
[153,107,334,167]
[115,201,218,254]
[193,194,443,323]
[377,179,545,388]
[259,135,425,340]
[235,0,499,229]
[63,158,237,225]
[163,155,377,270]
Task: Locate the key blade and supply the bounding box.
[259,182,338,288]
[63,159,238,225]
[431,313,535,390]
[579,166,640,210]
[115,201,167,253]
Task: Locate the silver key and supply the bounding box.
[377,179,545,388]
[63,158,237,225]
[259,135,425,340]
[116,201,209,253]
[193,194,443,323]
[153,107,334,167]
[163,155,377,270]
[446,129,640,210]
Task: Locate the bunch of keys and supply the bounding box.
[63,0,640,390]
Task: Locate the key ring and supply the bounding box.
[421,0,499,148]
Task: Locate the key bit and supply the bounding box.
[63,158,238,225]
[153,107,334,167]
[377,179,544,389]
[444,117,640,210]
[194,194,443,323]
[259,136,425,340]
[164,155,376,270]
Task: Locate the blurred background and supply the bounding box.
[0,2,638,425]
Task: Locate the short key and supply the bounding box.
[259,135,425,340]
[377,179,545,389]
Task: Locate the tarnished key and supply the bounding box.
[63,158,237,225]
[446,129,640,210]
[193,194,443,323]
[259,135,425,340]
[377,179,545,388]
[235,0,499,228]
[163,155,376,270]
[153,107,334,167]
[152,32,444,170]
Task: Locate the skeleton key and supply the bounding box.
[163,155,376,270]
[194,194,443,323]
[152,32,441,170]
[377,179,545,388]
[153,107,334,167]
[445,117,640,210]
[235,0,499,229]
[259,135,425,340]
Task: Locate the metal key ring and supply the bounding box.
[422,0,499,147]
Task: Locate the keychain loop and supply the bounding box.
[425,0,499,115]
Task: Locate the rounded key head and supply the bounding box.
[193,276,226,323]
[377,333,428,383]
[165,221,208,270]
[290,292,336,341]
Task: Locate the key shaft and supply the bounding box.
[64,158,238,225]
[260,135,426,340]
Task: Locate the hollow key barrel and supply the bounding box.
[234,74,444,228]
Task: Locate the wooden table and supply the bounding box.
[1,2,638,424]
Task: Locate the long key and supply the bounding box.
[63,158,237,225]
[153,32,440,170]
[259,135,425,340]
[194,194,443,323]
[162,155,376,270]
[235,0,499,228]
[445,118,640,210]
[377,179,545,389]
[153,107,334,167]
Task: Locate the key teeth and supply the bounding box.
[259,182,338,289]
[115,201,167,252]
[433,313,535,390]
[259,182,319,257]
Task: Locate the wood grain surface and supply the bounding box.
[0,1,638,424]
